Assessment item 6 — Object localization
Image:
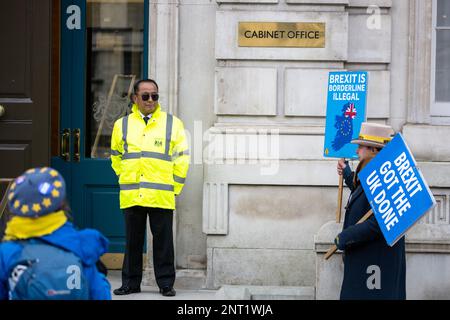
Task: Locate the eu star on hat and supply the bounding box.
[7,167,66,218]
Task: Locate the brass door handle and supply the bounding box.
[61,129,70,161]
[73,128,80,162]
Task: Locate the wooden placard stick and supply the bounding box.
[325,209,374,260]
[336,158,345,223]
[336,175,344,223]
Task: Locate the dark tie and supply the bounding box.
[143,116,150,125]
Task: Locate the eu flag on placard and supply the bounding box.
[324,71,368,159]
[332,103,357,151]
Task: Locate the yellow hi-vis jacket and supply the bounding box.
[110,103,190,210]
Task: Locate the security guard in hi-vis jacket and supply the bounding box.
[111,79,190,297]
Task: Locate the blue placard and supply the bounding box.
[358,133,436,246]
[324,71,368,159]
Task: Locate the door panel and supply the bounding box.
[87,185,123,252]
[0,0,51,235]
[53,0,148,254]
[0,0,51,178]
[0,0,31,103]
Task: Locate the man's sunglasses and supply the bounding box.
[139,92,159,102]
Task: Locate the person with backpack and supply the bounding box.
[0,167,112,300]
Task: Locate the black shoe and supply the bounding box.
[113,286,141,295]
[159,287,176,297]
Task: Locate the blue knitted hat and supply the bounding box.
[7,167,66,217]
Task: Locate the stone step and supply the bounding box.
[216,285,315,300]
[143,268,207,290]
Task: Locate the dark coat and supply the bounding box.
[337,165,406,300]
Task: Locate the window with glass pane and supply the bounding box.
[435,0,450,104]
[86,0,144,159]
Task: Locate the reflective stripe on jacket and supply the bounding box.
[110,103,189,210]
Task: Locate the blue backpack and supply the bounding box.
[8,239,89,300]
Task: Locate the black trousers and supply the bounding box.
[122,206,175,289]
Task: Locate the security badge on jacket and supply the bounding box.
[140,131,168,154]
[141,114,167,151]
[154,138,163,148]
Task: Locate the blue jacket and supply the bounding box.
[0,222,111,300]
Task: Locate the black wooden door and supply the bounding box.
[0,0,51,231]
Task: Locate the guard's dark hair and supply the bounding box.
[133,79,159,95]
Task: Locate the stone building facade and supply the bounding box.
[144,0,450,299]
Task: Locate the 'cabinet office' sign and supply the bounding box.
[238,22,325,48]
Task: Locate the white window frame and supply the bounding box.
[431,0,450,117]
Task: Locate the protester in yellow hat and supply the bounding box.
[335,123,406,300]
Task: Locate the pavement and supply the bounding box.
[107,271,220,300]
